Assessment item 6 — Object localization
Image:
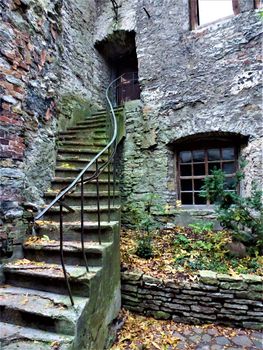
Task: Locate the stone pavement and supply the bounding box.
[173,325,262,350]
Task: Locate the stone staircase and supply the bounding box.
[0,108,122,350]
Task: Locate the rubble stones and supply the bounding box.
[121,270,263,329]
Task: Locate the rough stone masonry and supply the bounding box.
[121,270,263,330]
[1,0,262,243]
[0,0,109,245]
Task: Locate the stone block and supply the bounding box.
[152,311,171,320]
[121,284,138,293]
[121,271,143,282]
[241,274,263,283]
[191,305,216,314]
[199,270,219,285]
[164,303,190,311]
[224,303,248,310]
[217,273,243,282]
[142,275,162,285]
[220,282,247,290]
[242,322,263,330]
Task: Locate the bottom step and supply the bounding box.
[0,322,73,350]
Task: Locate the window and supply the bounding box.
[190,0,240,29]
[254,0,263,9]
[177,145,238,205]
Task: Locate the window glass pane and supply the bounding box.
[224,177,235,190]
[180,151,192,163]
[223,162,235,174]
[208,162,221,174]
[198,0,233,26]
[194,163,205,176]
[194,193,206,205]
[208,148,220,161]
[180,164,192,176]
[193,150,205,162]
[181,179,192,191]
[181,192,193,205]
[222,148,235,160]
[194,179,204,191]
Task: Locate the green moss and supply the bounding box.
[57,95,99,131]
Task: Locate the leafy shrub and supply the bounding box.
[188,222,214,234]
[200,164,263,254]
[127,193,162,259]
[135,236,153,259]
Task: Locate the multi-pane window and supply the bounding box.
[177,146,238,205]
[190,0,240,29]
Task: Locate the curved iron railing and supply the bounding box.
[33,74,128,305]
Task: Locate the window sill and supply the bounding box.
[192,14,235,31]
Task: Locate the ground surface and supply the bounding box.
[120,228,262,279]
[111,310,262,350]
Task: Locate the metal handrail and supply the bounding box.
[33,74,130,305]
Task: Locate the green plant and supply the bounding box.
[128,193,162,259]
[188,222,214,234]
[200,163,263,254]
[135,236,153,259]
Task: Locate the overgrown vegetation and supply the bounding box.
[128,194,162,259]
[200,163,263,256]
[122,166,262,276]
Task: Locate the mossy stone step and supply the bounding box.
[44,190,119,207]
[0,286,87,335]
[0,322,74,350]
[35,220,118,242]
[3,262,101,297]
[23,240,112,267]
[43,204,120,222]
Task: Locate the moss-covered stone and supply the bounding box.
[57,95,98,132]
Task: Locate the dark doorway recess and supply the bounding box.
[95,30,140,106]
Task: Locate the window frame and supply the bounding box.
[176,142,239,206]
[254,0,262,9]
[189,0,241,30]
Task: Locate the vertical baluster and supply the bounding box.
[59,203,74,306]
[113,145,116,207]
[107,147,111,222]
[81,175,89,272]
[96,159,102,245]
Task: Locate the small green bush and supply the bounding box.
[200,163,263,254]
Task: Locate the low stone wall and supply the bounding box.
[121,271,263,330]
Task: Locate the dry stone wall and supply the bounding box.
[121,271,263,330]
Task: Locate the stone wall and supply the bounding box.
[95,0,262,219]
[121,271,263,330]
[0,0,62,244]
[0,0,110,247]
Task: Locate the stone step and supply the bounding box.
[75,120,107,127]
[54,166,113,179]
[59,127,107,135]
[67,124,107,131]
[3,261,101,298]
[0,286,87,336]
[23,240,112,267]
[59,141,107,148]
[0,322,73,350]
[44,190,120,206]
[56,156,108,167]
[50,177,118,191]
[35,220,118,242]
[57,147,106,155]
[43,205,121,222]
